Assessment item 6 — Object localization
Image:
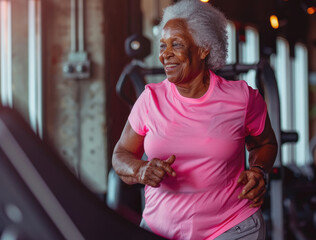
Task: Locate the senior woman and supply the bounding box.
[112,0,277,239]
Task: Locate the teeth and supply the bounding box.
[166,64,177,67]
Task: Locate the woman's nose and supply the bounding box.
[162,47,174,59]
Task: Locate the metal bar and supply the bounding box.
[70,0,77,52]
[0,1,7,105]
[0,0,13,107]
[7,0,12,107]
[28,0,43,138]
[36,0,43,138]
[78,0,84,52]
[28,0,37,132]
[294,44,309,165]
[257,60,284,240]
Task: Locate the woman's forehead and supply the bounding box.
[161,19,192,40]
[163,18,188,32]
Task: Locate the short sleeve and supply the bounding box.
[128,86,150,136]
[245,86,267,136]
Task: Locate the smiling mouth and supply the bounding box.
[164,64,178,72]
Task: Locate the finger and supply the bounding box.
[155,159,176,177]
[243,187,265,201]
[250,199,264,208]
[164,155,176,176]
[251,188,266,203]
[150,158,176,176]
[146,179,160,188]
[161,162,176,176]
[240,182,266,201]
[149,158,162,166]
[165,155,176,165]
[238,179,257,199]
[152,167,166,178]
[237,172,247,185]
[139,161,164,183]
[147,172,164,183]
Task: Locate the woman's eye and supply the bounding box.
[173,42,183,47]
[160,43,166,49]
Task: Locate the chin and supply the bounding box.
[167,77,179,84]
[166,73,180,83]
[166,75,175,82]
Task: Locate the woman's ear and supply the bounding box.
[199,48,210,60]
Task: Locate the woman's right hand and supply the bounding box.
[113,121,177,186]
[137,155,176,187]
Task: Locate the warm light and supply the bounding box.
[200,0,210,2]
[270,15,279,29]
[307,7,316,15]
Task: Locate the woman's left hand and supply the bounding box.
[237,168,266,208]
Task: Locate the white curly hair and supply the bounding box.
[160,0,228,70]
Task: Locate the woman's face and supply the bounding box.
[159,19,207,85]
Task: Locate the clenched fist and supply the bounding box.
[137,155,176,187]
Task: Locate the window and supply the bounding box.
[226,21,236,65]
[239,26,259,89]
[0,0,43,137]
[28,0,43,137]
[271,38,309,166]
[270,37,293,165]
[0,0,13,107]
[293,43,309,165]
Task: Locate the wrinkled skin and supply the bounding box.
[137,155,176,187]
[159,18,210,98]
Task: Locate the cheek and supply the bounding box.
[159,54,164,64]
[177,50,190,63]
[178,53,190,71]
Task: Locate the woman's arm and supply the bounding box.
[112,121,176,187]
[238,114,278,207]
[245,114,278,171]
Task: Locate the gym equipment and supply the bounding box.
[116,34,164,108]
[108,34,164,223]
[116,60,164,108]
[282,164,316,240]
[124,34,151,60]
[0,107,165,240]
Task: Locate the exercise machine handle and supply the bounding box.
[281,131,299,144]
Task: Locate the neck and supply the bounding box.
[175,70,210,99]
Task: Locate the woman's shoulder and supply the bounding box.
[215,75,250,96]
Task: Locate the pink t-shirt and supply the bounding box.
[128,71,267,240]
